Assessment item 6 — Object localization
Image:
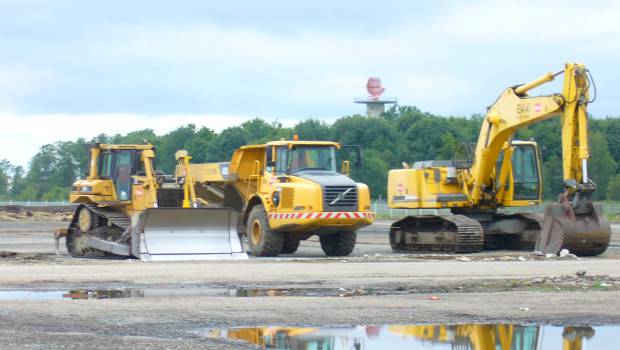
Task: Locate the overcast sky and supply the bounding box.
[1,0,619,167]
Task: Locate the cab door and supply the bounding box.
[114,151,134,201]
[503,143,542,206]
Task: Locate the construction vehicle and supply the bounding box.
[188,138,375,256]
[388,63,610,256]
[62,143,246,261]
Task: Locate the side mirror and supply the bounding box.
[355,147,363,167]
[341,160,351,177]
[342,145,364,167]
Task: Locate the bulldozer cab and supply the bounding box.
[97,148,146,202]
[495,141,542,207]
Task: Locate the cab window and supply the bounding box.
[99,152,112,178]
[512,145,540,200]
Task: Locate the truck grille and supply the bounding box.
[324,186,358,210]
[280,188,295,209]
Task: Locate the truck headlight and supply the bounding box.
[272,191,280,207]
[80,186,93,192]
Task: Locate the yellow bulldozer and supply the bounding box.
[388,63,610,256]
[187,138,375,256]
[61,143,246,261]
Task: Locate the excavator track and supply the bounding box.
[66,204,131,258]
[390,214,484,253]
[482,212,543,251]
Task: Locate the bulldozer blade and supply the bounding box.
[132,208,248,261]
[536,203,610,256]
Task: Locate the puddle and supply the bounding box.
[0,286,378,300]
[203,324,616,349]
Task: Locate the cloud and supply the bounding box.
[1,0,619,165]
[0,112,300,168]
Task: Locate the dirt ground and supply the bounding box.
[0,218,619,349]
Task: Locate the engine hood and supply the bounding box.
[293,170,359,212]
[294,170,357,187]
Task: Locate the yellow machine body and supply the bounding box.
[388,140,542,210]
[65,144,246,261]
[388,63,610,255]
[190,140,374,256]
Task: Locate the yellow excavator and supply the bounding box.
[61,143,246,261]
[388,63,610,255]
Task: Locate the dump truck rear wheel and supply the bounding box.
[247,205,283,256]
[319,231,356,256]
[281,235,301,254]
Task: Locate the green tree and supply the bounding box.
[607,175,620,201]
[208,127,249,161]
[185,127,215,163]
[10,166,25,198]
[157,125,198,172]
[294,119,331,140]
[588,132,617,200]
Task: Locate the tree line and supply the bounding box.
[1,105,620,201]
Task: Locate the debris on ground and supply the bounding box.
[0,206,74,222]
[0,251,49,261]
[456,256,472,262]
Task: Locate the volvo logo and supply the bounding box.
[330,188,353,205]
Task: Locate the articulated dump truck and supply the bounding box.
[187,139,375,256]
[61,144,246,261]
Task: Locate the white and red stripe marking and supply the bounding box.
[268,212,375,220]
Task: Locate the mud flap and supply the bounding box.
[132,208,248,261]
[536,203,610,256]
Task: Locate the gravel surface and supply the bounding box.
[0,220,619,349]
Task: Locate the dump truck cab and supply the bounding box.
[190,139,375,256]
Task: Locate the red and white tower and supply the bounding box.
[354,77,397,117]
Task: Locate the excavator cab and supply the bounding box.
[495,141,543,207]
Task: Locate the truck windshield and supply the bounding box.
[286,146,336,173]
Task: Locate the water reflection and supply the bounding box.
[205,324,607,350]
[0,286,370,300]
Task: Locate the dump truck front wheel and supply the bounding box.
[320,231,356,256]
[247,205,283,256]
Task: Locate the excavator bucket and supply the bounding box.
[131,208,248,261]
[536,203,610,256]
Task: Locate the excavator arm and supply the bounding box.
[469,62,608,255]
[470,63,591,204]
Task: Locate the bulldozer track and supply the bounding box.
[84,204,132,235]
[390,214,484,253]
[66,204,132,258]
